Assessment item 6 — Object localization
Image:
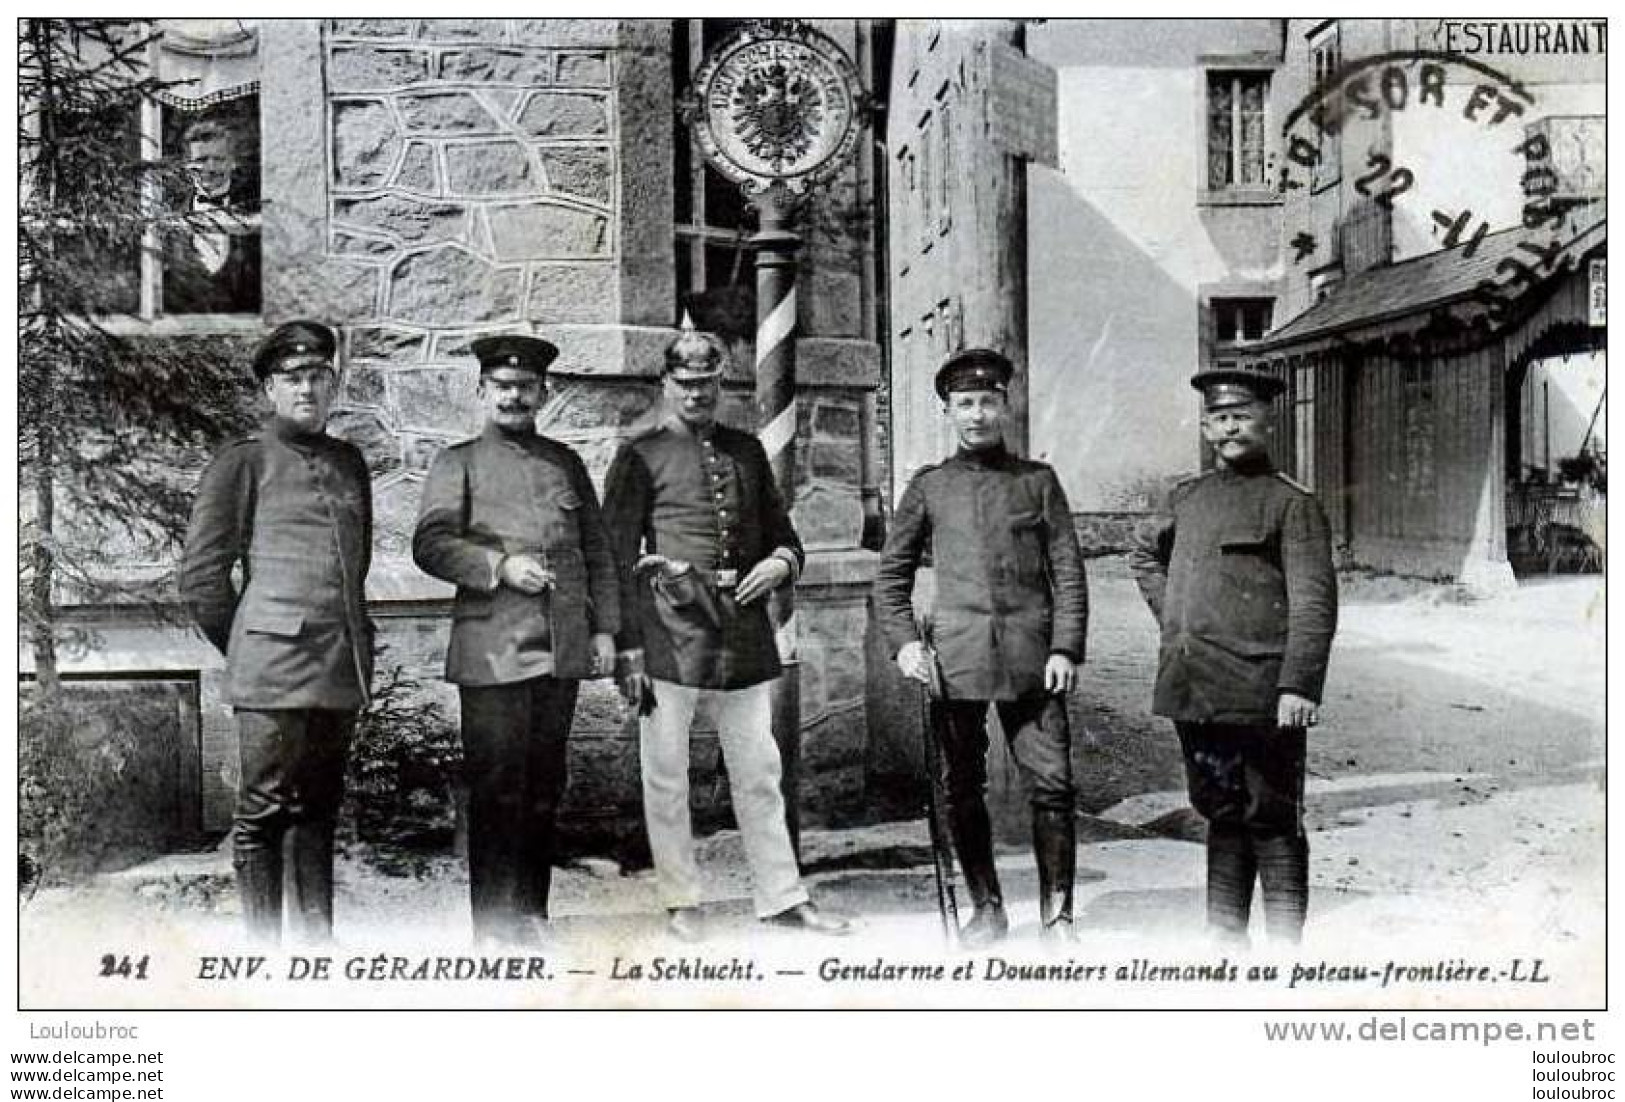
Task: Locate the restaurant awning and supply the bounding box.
[1252,204,1605,357]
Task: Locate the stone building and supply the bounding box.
[30,18,888,858]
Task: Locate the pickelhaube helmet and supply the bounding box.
[663,312,727,381]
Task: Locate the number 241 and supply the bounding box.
[99,954,150,980]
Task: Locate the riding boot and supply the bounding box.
[1032,807,1076,936]
[1206,823,1257,944]
[285,819,337,945]
[949,799,1006,946]
[233,847,283,945]
[1254,831,1309,944]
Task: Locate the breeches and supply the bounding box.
[233,708,354,942]
[1175,722,1307,838]
[234,708,354,852]
[939,695,1076,813]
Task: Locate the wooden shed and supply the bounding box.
[1246,210,1605,591]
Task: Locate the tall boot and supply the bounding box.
[233,847,283,945]
[1206,823,1257,944]
[949,800,1007,947]
[1253,832,1309,944]
[285,820,336,945]
[1032,807,1076,937]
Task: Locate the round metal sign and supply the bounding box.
[688,20,863,196]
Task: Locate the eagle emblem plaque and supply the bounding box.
[686,20,863,196]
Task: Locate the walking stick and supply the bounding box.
[917,625,960,945]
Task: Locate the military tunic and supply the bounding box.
[872,444,1088,700]
[1131,458,1337,940]
[180,417,374,709]
[411,423,620,939]
[601,419,803,690]
[179,415,374,942]
[602,416,812,917]
[1129,461,1337,724]
[871,442,1088,920]
[413,424,621,684]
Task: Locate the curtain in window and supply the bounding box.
[1207,75,1234,188]
[1238,77,1266,186]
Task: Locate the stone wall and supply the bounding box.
[40,19,884,856]
[254,19,885,853]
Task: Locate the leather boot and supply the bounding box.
[959,902,1009,948]
[1033,808,1077,938]
[285,821,336,945]
[1254,832,1308,944]
[1206,824,1256,944]
[233,848,283,945]
[949,800,1006,947]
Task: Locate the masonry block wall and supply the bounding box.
[250,19,882,852]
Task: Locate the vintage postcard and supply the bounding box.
[14,16,1607,1013]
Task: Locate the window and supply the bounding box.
[1293,361,1316,487]
[49,102,144,315]
[1402,361,1437,500]
[1308,24,1341,190]
[674,19,757,330]
[1309,264,1342,303]
[1208,297,1274,369]
[159,97,262,316]
[1206,71,1270,190]
[69,21,263,320]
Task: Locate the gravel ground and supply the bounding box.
[19,560,1604,1007]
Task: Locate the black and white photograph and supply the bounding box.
[12,14,1608,1037]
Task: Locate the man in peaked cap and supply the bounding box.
[601,320,852,942]
[872,347,1089,946]
[181,319,374,944]
[1129,363,1338,945]
[412,333,620,947]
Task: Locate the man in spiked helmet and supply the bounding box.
[602,318,852,942]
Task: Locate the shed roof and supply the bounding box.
[1255,205,1606,353]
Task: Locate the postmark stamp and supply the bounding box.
[1277,48,1598,333]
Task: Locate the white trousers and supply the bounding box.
[639,678,809,918]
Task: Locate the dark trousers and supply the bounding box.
[1175,722,1309,941]
[460,676,580,941]
[234,708,355,944]
[940,696,1076,913]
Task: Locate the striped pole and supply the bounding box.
[752,192,803,857]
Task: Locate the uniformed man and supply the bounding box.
[180,320,373,944]
[1128,365,1338,945]
[872,348,1089,947]
[602,323,851,941]
[412,335,620,947]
